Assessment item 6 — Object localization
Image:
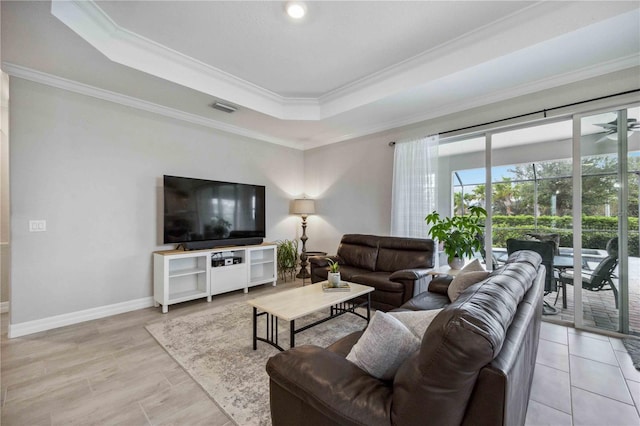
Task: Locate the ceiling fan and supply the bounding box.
[594,117,640,143]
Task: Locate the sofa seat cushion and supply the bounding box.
[351,272,404,293]
[338,265,373,282]
[394,290,449,312]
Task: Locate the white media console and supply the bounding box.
[153,243,277,313]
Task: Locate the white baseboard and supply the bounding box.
[0,301,9,313]
[8,297,155,338]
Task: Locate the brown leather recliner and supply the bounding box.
[267,251,545,426]
[309,234,436,311]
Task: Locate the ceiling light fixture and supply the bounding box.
[286,2,306,19]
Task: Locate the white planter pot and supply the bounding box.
[448,257,465,270]
[327,272,341,287]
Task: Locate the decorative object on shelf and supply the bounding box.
[276,239,298,282]
[322,281,350,292]
[326,258,340,287]
[425,206,487,269]
[292,198,316,279]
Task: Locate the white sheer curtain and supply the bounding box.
[390,135,439,238]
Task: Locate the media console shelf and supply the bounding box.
[153,243,277,313]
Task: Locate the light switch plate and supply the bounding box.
[29,220,46,232]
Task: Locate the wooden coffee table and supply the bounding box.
[247,281,374,351]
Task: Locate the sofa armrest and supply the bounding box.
[266,345,392,426]
[309,255,338,268]
[428,275,453,295]
[389,268,432,282]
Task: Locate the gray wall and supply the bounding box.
[7,65,639,327]
[303,132,395,252]
[303,67,640,254]
[9,78,303,324]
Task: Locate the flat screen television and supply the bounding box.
[163,175,266,249]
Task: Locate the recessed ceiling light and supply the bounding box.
[286,2,306,19]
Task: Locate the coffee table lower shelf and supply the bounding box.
[251,296,371,351]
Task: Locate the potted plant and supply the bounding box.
[326,258,341,287]
[425,206,487,269]
[276,239,298,282]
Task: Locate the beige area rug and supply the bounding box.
[145,301,368,426]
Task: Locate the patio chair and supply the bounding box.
[525,232,560,255]
[507,238,557,314]
[556,238,619,309]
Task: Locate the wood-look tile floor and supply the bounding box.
[2,279,639,425]
[0,279,301,426]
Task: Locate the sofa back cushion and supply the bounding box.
[375,237,435,272]
[390,250,542,426]
[337,234,379,272]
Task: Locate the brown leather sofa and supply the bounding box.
[267,250,545,426]
[309,234,436,311]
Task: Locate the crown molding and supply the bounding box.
[53,0,635,123]
[51,0,321,121]
[2,63,302,150]
[52,0,554,121]
[378,55,640,140]
[303,55,640,150]
[4,54,637,154]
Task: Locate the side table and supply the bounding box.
[301,251,327,285]
[305,251,327,258]
[427,265,465,278]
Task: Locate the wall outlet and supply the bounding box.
[29,220,46,232]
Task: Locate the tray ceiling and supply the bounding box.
[2,1,639,149]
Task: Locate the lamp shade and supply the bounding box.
[292,198,315,215]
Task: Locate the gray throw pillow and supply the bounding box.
[346,311,420,380]
[447,259,490,302]
[388,309,443,339]
[459,258,484,273]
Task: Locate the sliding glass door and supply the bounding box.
[444,103,639,335]
[577,108,638,334]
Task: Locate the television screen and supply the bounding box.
[163,175,266,247]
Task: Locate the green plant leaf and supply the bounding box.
[326,258,340,273]
[425,207,487,260]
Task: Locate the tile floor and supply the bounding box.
[1,279,639,425]
[525,321,640,426]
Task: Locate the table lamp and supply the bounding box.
[292,198,315,279]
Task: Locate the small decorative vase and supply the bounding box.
[327,272,341,287]
[448,257,465,270]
